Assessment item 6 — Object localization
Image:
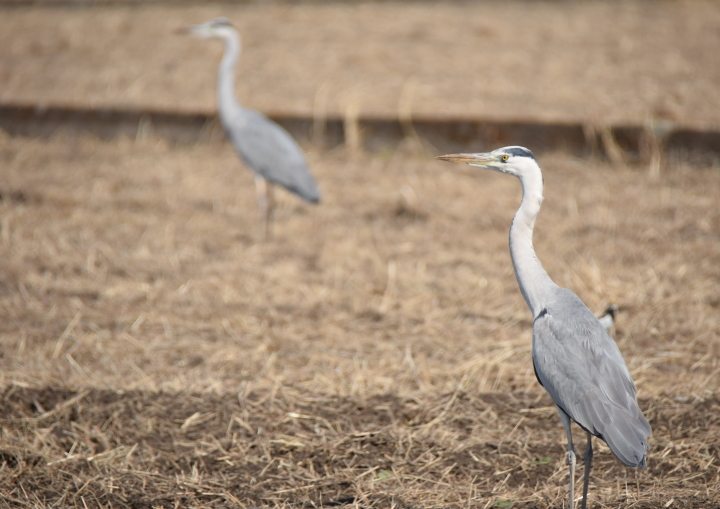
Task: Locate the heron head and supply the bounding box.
[436,146,538,178]
[178,18,237,39]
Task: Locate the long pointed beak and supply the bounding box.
[174,25,196,35]
[436,153,494,165]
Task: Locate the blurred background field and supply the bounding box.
[0,1,719,508]
[2,1,720,124]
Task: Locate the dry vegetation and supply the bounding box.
[2,1,720,124]
[0,130,718,508]
[1,1,720,507]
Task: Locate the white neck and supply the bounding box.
[508,165,558,317]
[217,31,243,116]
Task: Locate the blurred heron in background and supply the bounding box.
[598,304,619,330]
[179,18,320,239]
[437,147,650,509]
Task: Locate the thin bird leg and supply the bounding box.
[266,180,275,235]
[581,432,593,509]
[558,408,577,509]
[254,175,271,240]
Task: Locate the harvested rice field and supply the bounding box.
[0,133,718,508]
[2,1,720,124]
[1,0,720,508]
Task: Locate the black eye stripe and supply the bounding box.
[504,146,536,160]
[211,18,233,27]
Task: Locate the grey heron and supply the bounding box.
[598,304,619,330]
[437,147,650,509]
[179,18,320,239]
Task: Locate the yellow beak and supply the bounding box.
[174,25,194,34]
[436,153,496,164]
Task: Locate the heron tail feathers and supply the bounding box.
[602,411,651,468]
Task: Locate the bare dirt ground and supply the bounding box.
[0,130,718,507]
[1,1,720,125]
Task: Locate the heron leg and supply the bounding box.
[558,407,576,509]
[254,175,272,240]
[266,180,275,234]
[581,432,593,509]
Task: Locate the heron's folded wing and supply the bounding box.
[224,110,321,203]
[532,306,650,467]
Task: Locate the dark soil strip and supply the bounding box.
[2,103,720,163]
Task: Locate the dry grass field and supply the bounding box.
[0,130,718,508]
[1,0,720,507]
[2,1,720,124]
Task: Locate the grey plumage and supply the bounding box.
[180,18,320,237]
[222,108,320,202]
[437,147,650,509]
[533,289,651,467]
[597,304,618,330]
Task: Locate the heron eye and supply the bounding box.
[501,155,509,162]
